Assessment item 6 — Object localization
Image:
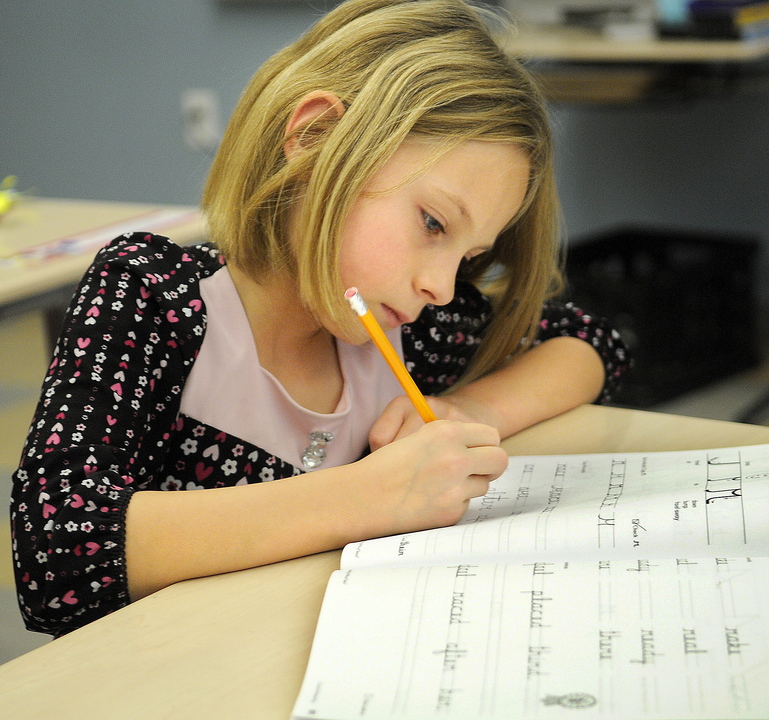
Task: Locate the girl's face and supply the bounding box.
[338,138,530,338]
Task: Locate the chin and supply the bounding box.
[328,318,370,347]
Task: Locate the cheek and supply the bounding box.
[339,244,401,294]
[339,205,408,289]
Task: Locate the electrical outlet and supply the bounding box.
[181,88,221,153]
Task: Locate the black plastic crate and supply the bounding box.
[564,226,761,408]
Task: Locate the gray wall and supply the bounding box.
[0,0,325,206]
[2,1,768,250]
[552,95,769,243]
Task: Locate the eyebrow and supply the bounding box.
[436,187,471,225]
[435,188,497,254]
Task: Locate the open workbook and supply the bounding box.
[292,444,769,720]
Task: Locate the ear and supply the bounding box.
[284,90,346,159]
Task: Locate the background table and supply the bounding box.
[504,24,769,103]
[1,404,769,719]
[0,197,208,347]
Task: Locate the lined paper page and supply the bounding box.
[342,445,769,569]
[293,557,769,720]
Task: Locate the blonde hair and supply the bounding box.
[202,0,562,386]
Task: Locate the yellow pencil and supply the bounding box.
[345,287,437,423]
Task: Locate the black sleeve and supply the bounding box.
[10,233,212,635]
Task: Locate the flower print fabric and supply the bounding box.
[12,234,222,636]
[11,233,630,637]
[403,284,627,403]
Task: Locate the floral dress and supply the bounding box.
[10,233,629,636]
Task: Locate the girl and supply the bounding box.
[11,0,628,636]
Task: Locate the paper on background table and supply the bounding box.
[0,206,200,262]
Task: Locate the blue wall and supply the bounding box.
[2,0,768,249]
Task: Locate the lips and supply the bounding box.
[381,304,413,327]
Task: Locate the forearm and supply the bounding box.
[448,336,606,438]
[125,465,366,600]
[125,420,507,600]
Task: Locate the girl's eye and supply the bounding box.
[422,211,445,235]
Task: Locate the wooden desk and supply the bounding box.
[1,404,769,719]
[505,25,769,103]
[0,197,208,345]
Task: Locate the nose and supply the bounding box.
[415,259,457,307]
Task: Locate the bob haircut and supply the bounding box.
[202,0,563,387]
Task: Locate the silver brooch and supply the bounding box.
[301,431,335,469]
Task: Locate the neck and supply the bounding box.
[228,263,329,359]
[227,262,344,414]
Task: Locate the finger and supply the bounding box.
[464,476,494,499]
[464,422,503,449]
[390,414,428,444]
[467,444,508,479]
[369,398,411,450]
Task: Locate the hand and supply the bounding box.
[369,394,503,452]
[355,419,509,534]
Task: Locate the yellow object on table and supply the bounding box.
[0,176,19,218]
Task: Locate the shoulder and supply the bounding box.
[64,233,224,353]
[95,232,223,281]
[83,232,224,314]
